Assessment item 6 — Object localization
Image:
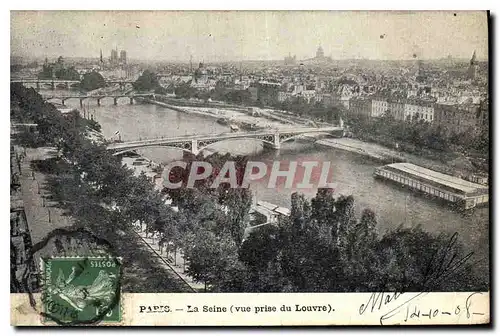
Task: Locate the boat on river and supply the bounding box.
[217,118,229,125]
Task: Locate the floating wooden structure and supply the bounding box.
[374,162,489,210]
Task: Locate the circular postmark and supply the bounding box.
[23,228,122,326]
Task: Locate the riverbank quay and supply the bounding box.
[10,146,39,292]
[140,97,302,130]
[316,138,405,163]
[10,142,193,293]
[10,145,77,292]
[15,146,74,244]
[143,95,245,110]
[141,97,217,118]
[142,95,321,126]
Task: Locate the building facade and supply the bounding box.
[371,98,389,118]
[349,97,371,118]
[404,100,435,122]
[388,99,406,121]
[434,102,484,135]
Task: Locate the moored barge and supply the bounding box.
[374,162,488,210]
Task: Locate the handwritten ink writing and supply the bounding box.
[359,291,404,315]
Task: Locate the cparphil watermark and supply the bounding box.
[162,160,338,189]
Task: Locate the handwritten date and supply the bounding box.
[403,292,485,323]
[380,292,485,325]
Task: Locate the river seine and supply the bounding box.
[46,91,489,280]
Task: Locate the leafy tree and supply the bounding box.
[133,70,159,92]
[80,71,106,91]
[174,82,197,99]
[183,231,240,291]
[341,209,380,290]
[154,86,168,94]
[374,226,484,291]
[55,66,81,81]
[268,189,483,292]
[224,90,252,104]
[239,224,280,269]
[38,64,54,79]
[164,153,252,244]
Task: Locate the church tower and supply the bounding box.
[99,49,104,70]
[467,50,478,80]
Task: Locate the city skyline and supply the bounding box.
[10,10,490,326]
[11,11,488,62]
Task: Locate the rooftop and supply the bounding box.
[122,157,158,178]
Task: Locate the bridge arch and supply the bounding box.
[111,136,278,157]
[45,96,79,106]
[45,97,64,102]
[113,96,131,104]
[278,131,334,144]
[196,136,277,154]
[111,144,195,156]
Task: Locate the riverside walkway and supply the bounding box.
[12,145,194,293]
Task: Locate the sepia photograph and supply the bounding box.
[9,10,490,326]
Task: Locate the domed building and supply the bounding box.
[301,45,332,65]
[316,45,325,59]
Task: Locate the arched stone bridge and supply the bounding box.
[11,78,134,90]
[41,93,155,107]
[107,127,344,155]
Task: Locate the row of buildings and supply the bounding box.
[165,62,488,137]
[148,48,487,136]
[349,96,488,135]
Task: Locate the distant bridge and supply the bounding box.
[11,78,135,90]
[107,127,344,155]
[41,93,154,106]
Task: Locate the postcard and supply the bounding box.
[10,10,490,326]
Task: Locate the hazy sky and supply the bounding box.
[11,11,488,62]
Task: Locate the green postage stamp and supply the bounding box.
[40,256,122,325]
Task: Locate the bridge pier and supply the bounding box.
[191,140,199,155]
[80,98,84,107]
[36,82,40,91]
[114,97,118,105]
[129,97,134,105]
[260,133,281,151]
[61,99,66,106]
[97,98,101,106]
[274,133,281,149]
[50,81,55,90]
